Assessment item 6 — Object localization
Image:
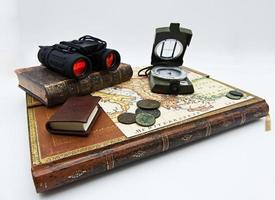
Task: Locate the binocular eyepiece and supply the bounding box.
[38,35,121,79]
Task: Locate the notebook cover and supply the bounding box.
[24,66,269,193]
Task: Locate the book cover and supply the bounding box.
[25,66,269,192]
[16,63,133,107]
[46,96,102,136]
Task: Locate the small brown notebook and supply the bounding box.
[46,96,101,136]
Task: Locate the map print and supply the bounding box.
[92,68,253,137]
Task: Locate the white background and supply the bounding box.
[0,0,275,199]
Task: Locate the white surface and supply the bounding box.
[0,0,274,199]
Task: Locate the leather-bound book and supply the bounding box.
[24,66,269,193]
[46,96,102,136]
[15,63,133,107]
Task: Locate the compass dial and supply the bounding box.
[151,66,187,80]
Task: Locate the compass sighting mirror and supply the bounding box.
[154,39,183,60]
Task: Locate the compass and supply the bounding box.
[149,23,194,94]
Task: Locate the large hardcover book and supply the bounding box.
[16,63,133,106]
[25,66,269,192]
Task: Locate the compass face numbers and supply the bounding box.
[154,39,183,60]
[151,66,187,80]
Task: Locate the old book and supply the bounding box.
[46,96,101,136]
[15,63,133,107]
[25,66,269,193]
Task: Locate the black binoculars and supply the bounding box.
[38,35,121,79]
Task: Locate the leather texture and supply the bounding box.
[30,97,269,193]
[15,63,133,106]
[46,96,101,136]
[30,99,124,160]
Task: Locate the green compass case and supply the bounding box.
[150,23,194,94]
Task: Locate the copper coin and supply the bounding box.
[229,90,244,97]
[117,113,136,124]
[226,93,241,100]
[135,108,161,118]
[135,113,156,127]
[137,99,160,110]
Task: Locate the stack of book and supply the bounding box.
[15,63,133,106]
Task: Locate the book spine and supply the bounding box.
[45,64,133,106]
[32,100,269,193]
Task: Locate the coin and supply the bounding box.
[135,108,161,118]
[117,113,136,124]
[226,93,241,100]
[229,90,244,97]
[137,99,160,110]
[135,113,156,127]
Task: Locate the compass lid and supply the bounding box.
[151,23,192,67]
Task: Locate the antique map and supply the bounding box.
[93,67,253,138]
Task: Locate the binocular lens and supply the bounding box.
[105,52,116,69]
[73,59,88,77]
